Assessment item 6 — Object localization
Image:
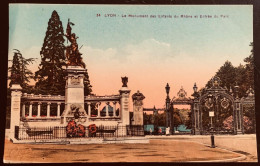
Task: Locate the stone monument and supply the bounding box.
[132,90,145,125]
[119,77,131,134]
[61,19,87,125]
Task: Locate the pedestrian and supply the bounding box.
[150,128,152,135]
[166,127,170,136]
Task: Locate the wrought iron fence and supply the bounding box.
[14,125,144,140]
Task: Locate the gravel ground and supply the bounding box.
[147,134,258,162]
[3,138,243,163]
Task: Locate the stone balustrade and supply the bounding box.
[21,93,65,119]
[85,100,120,118]
[84,95,121,101]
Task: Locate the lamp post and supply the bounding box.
[165,83,172,134]
[208,93,215,148]
[193,83,198,93]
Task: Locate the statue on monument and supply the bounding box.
[132,90,145,106]
[65,19,86,68]
[121,76,128,87]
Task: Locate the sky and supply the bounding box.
[8,4,253,110]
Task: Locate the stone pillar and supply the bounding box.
[132,91,145,126]
[37,102,41,117]
[10,84,22,139]
[29,102,33,117]
[119,77,131,126]
[47,102,51,117]
[22,103,25,118]
[113,101,117,117]
[87,102,91,117]
[57,102,61,117]
[97,102,101,117]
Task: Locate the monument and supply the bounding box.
[61,19,88,125]
[132,90,145,125]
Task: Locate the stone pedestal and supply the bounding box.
[119,77,131,127]
[132,91,145,126]
[119,87,131,126]
[10,84,22,139]
[61,66,87,124]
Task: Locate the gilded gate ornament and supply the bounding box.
[220,97,230,109]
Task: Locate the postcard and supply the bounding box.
[4,4,257,163]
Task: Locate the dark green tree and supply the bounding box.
[244,42,254,89]
[173,108,182,128]
[83,70,92,95]
[34,10,66,95]
[8,49,35,91]
[206,61,236,89]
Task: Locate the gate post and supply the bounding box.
[234,84,243,135]
[119,77,131,134]
[235,99,243,134]
[193,102,200,135]
[10,84,22,140]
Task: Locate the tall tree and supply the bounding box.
[34,10,66,95]
[244,42,254,89]
[8,49,35,91]
[83,71,92,95]
[206,61,236,89]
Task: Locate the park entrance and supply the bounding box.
[165,76,255,135]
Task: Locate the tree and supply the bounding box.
[83,71,92,95]
[8,49,35,91]
[173,108,182,128]
[244,42,254,89]
[34,10,66,95]
[206,61,236,89]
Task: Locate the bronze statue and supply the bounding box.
[65,19,85,68]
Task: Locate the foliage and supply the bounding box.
[34,10,92,96]
[185,111,192,129]
[143,112,153,125]
[83,71,92,96]
[8,49,35,91]
[34,10,66,95]
[173,108,182,128]
[223,115,254,133]
[205,42,254,98]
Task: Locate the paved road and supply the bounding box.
[4,138,243,163]
[146,134,258,161]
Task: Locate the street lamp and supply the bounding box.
[165,83,170,97]
[234,82,239,99]
[208,94,215,148]
[193,83,198,93]
[165,83,172,134]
